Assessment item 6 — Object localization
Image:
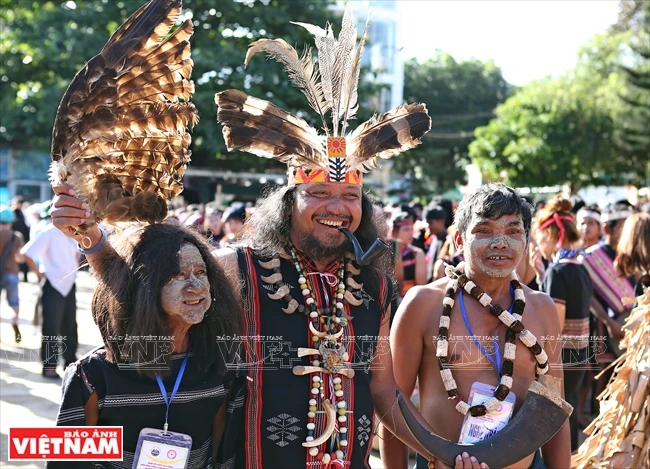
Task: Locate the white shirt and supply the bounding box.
[21,224,80,296]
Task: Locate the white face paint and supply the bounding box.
[161,244,211,325]
[462,215,527,278]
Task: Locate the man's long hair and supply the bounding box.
[92,223,242,379]
[240,185,395,313]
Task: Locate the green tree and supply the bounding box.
[613,1,650,182]
[469,24,647,192]
[396,54,511,198]
[2,0,383,173]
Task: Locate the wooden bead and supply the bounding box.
[469,405,487,417]
[495,384,510,401]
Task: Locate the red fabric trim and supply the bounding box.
[552,298,567,305]
[243,248,264,469]
[346,310,356,465]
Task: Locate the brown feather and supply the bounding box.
[216,89,327,170]
[50,0,196,227]
[346,103,431,172]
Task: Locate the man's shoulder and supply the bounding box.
[523,287,558,319]
[400,279,446,311]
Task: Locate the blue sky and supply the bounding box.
[398,1,620,86]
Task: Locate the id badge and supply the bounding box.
[458,382,516,445]
[132,428,192,469]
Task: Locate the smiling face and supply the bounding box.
[457,213,527,278]
[161,243,212,325]
[290,182,362,260]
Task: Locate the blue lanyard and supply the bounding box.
[459,286,514,379]
[156,353,189,432]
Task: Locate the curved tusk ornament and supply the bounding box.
[297,347,320,358]
[268,284,290,300]
[303,399,336,447]
[258,258,281,270]
[346,277,363,290]
[282,298,299,314]
[396,376,573,468]
[344,290,363,307]
[309,321,344,340]
[261,272,283,284]
[293,365,355,379]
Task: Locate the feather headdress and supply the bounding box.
[49,0,198,227]
[215,4,431,186]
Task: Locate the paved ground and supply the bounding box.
[0,271,398,468]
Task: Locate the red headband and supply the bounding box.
[393,220,414,228]
[538,213,574,247]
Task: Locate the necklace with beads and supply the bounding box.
[437,263,549,418]
[257,247,367,466]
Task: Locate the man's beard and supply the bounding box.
[296,229,350,262]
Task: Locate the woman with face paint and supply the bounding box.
[533,195,593,452]
[48,222,242,469]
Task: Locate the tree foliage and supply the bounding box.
[614,1,650,175]
[1,0,383,173]
[469,3,649,192]
[398,54,511,198]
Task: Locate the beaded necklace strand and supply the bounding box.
[289,248,350,464]
[438,264,549,417]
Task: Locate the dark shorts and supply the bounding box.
[415,450,546,469]
[1,273,19,307]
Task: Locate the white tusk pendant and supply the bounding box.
[282,298,299,314]
[268,284,290,300]
[344,290,363,307]
[297,347,320,357]
[303,400,336,447]
[261,272,283,284]
[258,258,281,270]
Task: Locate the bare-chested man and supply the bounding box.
[380,184,570,469]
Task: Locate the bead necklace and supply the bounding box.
[438,263,549,417]
[289,247,350,465]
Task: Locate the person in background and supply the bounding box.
[533,194,593,451]
[30,200,52,241]
[392,212,427,300]
[577,205,602,250]
[0,207,24,342]
[615,212,650,297]
[183,203,205,228]
[431,196,454,229]
[581,201,635,383]
[571,195,586,214]
[21,219,81,378]
[11,197,30,282]
[219,204,246,248]
[415,205,447,283]
[203,205,224,248]
[409,201,424,221]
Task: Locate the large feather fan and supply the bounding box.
[50,0,198,227]
[215,4,430,173]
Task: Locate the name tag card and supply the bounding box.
[458,382,516,445]
[133,428,192,469]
